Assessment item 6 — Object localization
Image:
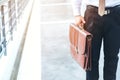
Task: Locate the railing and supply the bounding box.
[0,0,30,57]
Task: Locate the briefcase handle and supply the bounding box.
[70,23,92,36]
[71,23,84,30]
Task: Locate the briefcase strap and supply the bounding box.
[84,36,92,70]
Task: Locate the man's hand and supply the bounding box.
[75,15,86,28]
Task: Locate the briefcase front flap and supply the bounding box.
[69,25,75,45]
[77,30,87,55]
[69,23,92,55]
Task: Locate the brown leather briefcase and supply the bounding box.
[69,23,93,71]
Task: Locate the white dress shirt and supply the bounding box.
[72,0,120,16]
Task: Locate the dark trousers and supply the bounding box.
[84,5,120,80]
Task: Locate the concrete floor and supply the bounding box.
[17,0,41,80]
[41,0,120,80]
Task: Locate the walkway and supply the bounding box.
[16,0,120,80]
[17,0,41,80]
[41,0,120,80]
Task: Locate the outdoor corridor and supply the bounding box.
[0,0,120,80]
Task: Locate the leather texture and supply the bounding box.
[69,23,93,71]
